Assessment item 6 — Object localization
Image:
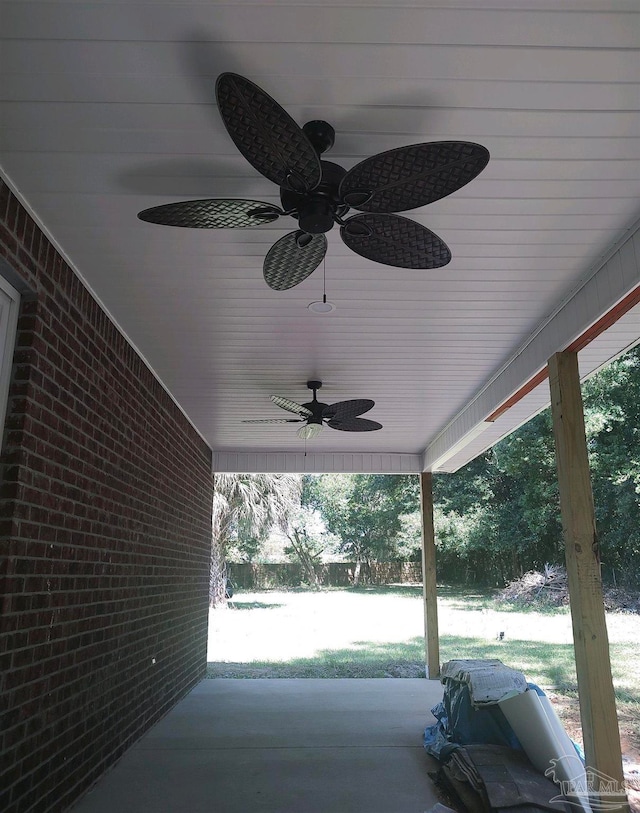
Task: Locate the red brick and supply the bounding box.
[0,179,213,813]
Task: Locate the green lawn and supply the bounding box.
[206,585,640,756]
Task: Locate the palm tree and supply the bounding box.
[210,474,302,604]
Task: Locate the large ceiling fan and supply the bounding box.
[138,72,490,291]
[242,381,382,440]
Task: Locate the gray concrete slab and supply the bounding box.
[72,678,445,813]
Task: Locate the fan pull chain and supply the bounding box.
[323,255,327,304]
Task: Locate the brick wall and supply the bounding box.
[0,180,214,813]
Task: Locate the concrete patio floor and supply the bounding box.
[71,678,445,813]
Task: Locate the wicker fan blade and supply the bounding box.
[326,417,383,432]
[264,232,327,291]
[137,198,281,228]
[341,213,450,269]
[323,399,374,420]
[216,73,321,193]
[271,396,313,417]
[241,418,303,424]
[339,141,489,213]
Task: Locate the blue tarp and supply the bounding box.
[424,659,523,759]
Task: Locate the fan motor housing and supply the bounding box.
[281,161,349,235]
[302,400,328,423]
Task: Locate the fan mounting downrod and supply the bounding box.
[303,380,327,422]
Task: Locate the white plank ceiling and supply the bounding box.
[1,0,639,472]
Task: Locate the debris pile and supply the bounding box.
[498,564,569,607]
[497,564,639,614]
[603,587,640,615]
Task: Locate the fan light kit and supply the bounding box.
[242,381,382,438]
[138,72,490,291]
[297,422,324,440]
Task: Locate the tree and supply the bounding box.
[210,473,302,604]
[431,414,563,585]
[303,474,419,584]
[284,519,322,589]
[490,412,563,575]
[582,346,640,585]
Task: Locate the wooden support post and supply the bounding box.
[548,352,629,812]
[420,472,440,679]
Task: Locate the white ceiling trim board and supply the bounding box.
[213,451,423,474]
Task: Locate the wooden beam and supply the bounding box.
[548,352,629,813]
[419,472,440,679]
[486,284,640,424]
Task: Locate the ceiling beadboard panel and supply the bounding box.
[1,1,639,472]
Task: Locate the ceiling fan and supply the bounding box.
[242,381,382,439]
[138,72,490,291]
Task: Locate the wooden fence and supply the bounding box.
[227,561,423,589]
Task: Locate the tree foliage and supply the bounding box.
[303,474,419,582]
[432,346,640,587]
[583,347,640,582]
[210,473,302,603]
[283,513,324,589]
[432,413,563,586]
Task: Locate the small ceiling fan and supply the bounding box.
[242,381,382,439]
[138,72,490,290]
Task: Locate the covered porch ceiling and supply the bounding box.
[2,0,639,474]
